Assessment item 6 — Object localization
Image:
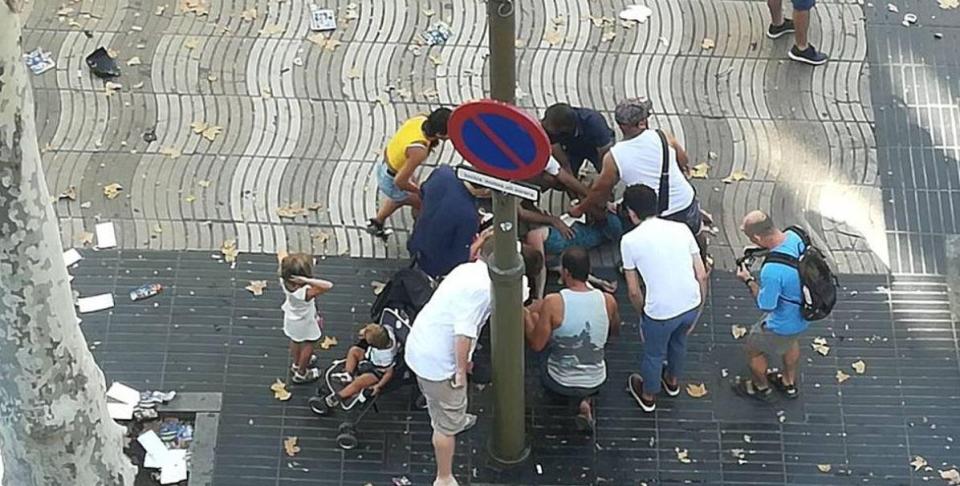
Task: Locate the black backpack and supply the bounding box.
[762,226,839,321]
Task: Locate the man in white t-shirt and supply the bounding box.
[619,185,709,413]
[405,234,531,486]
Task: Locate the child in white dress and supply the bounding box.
[280,252,333,383]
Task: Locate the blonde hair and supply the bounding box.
[361,324,391,349]
[280,253,313,283]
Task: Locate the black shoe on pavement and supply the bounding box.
[732,377,775,403]
[766,19,795,39]
[365,219,393,241]
[661,371,681,397]
[788,44,828,65]
[766,371,800,399]
[628,374,656,412]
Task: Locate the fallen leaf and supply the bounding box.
[283,436,300,456]
[80,201,92,209]
[155,5,166,15]
[270,379,291,401]
[198,179,211,188]
[708,151,718,159]
[721,171,748,184]
[77,231,95,246]
[190,121,223,141]
[184,194,196,203]
[307,32,340,51]
[152,224,163,234]
[319,335,338,350]
[940,469,960,485]
[544,28,564,46]
[428,54,443,66]
[817,464,832,473]
[306,202,323,211]
[731,325,747,340]
[126,56,142,66]
[311,229,331,243]
[552,15,565,25]
[701,38,715,49]
[589,15,605,28]
[940,0,959,8]
[811,337,830,356]
[276,203,307,218]
[104,81,122,96]
[103,183,123,199]
[259,23,285,36]
[57,6,74,16]
[422,7,435,16]
[690,163,710,178]
[245,280,267,296]
[515,38,525,48]
[324,38,342,51]
[743,434,752,443]
[910,456,927,471]
[675,447,691,464]
[346,66,361,79]
[835,369,850,384]
[686,383,708,398]
[132,81,145,89]
[159,146,181,158]
[371,280,386,295]
[601,30,616,43]
[851,360,866,374]
[59,186,78,200]
[107,48,120,59]
[240,7,257,21]
[180,0,209,16]
[342,3,359,20]
[184,38,200,50]
[220,239,239,263]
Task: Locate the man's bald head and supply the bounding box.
[742,210,776,239]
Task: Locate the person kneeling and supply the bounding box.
[524,247,620,433]
[321,324,397,412]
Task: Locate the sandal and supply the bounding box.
[766,371,799,399]
[732,377,774,403]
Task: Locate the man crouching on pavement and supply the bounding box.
[733,210,808,401]
[404,231,535,486]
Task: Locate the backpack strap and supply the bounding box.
[655,129,670,214]
[784,225,811,246]
[762,251,802,306]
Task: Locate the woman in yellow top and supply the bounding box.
[367,108,451,240]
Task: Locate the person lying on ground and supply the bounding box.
[317,324,398,412]
[523,247,620,434]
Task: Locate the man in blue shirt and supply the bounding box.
[734,210,807,401]
[407,166,479,278]
[541,103,615,176]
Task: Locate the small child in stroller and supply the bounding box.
[315,324,398,413]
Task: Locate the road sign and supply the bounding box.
[448,100,551,181]
[456,165,539,202]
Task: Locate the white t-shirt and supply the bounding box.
[365,326,398,368]
[620,218,702,320]
[609,130,695,216]
[405,260,493,381]
[544,156,561,176]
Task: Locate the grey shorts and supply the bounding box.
[417,376,469,436]
[746,321,801,357]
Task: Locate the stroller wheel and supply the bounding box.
[336,431,359,450]
[338,422,356,434]
[308,396,330,416]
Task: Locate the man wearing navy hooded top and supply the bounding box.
[407,165,479,278]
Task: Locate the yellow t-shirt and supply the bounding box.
[385,115,429,172]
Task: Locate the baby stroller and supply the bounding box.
[307,267,434,450]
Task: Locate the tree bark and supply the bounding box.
[0,4,136,485]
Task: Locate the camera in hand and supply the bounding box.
[736,247,769,270]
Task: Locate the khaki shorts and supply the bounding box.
[417,376,469,436]
[746,321,801,357]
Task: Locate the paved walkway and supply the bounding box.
[24,0,897,273]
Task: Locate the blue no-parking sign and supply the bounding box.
[448,100,551,181]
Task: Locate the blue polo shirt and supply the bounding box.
[757,231,807,336]
[407,166,478,278]
[551,107,614,160]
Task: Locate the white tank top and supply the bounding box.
[610,130,695,216]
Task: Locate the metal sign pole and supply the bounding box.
[486,0,529,465]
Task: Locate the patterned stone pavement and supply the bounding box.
[24,0,894,273]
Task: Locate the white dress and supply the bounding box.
[281,281,322,342]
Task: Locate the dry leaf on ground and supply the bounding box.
[910,456,928,471]
[184,195,196,203]
[721,171,748,183]
[159,146,181,158]
[220,239,239,263]
[307,32,341,51]
[686,383,708,398]
[246,280,267,296]
[198,179,211,188]
[544,29,564,46]
[155,5,166,15]
[180,0,209,15]
[184,38,200,50]
[191,121,223,141]
[319,336,338,350]
[259,23,285,36]
[311,230,331,244]
[939,0,959,9]
[940,469,960,485]
[851,360,866,374]
[283,436,300,456]
[346,66,361,79]
[675,447,692,464]
[78,231,95,246]
[270,379,291,401]
[817,464,832,473]
[103,183,123,199]
[428,54,443,66]
[127,56,142,66]
[811,336,830,356]
[422,7,435,16]
[836,369,850,384]
[306,202,323,211]
[731,325,747,340]
[690,163,710,178]
[371,280,386,295]
[59,186,78,200]
[343,3,359,20]
[702,38,716,49]
[240,7,257,21]
[276,203,307,218]
[152,224,163,234]
[104,82,122,96]
[601,30,616,42]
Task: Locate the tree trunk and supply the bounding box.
[0,3,136,485]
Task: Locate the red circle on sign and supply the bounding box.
[448,100,551,181]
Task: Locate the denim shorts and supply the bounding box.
[792,0,815,11]
[376,162,410,203]
[662,198,703,236]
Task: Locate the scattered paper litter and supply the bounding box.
[107,382,141,406]
[619,5,653,23]
[159,450,188,484]
[138,430,171,465]
[63,248,82,267]
[78,293,115,313]
[95,222,118,249]
[107,402,134,420]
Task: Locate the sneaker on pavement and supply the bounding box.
[766,19,795,39]
[788,44,828,65]
[365,219,393,240]
[292,367,321,384]
[324,393,341,408]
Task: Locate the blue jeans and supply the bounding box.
[640,307,699,395]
